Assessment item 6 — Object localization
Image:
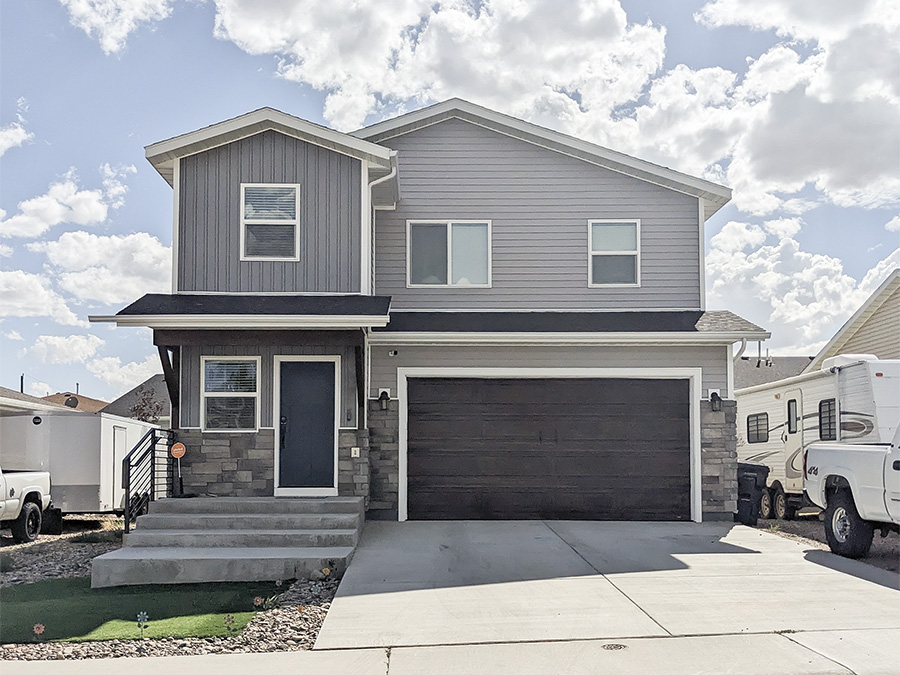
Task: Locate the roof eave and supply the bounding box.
[90,314,390,329]
[368,330,770,345]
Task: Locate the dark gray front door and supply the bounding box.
[278,360,336,490]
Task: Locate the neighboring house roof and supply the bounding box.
[103,374,171,419]
[91,293,393,329]
[42,392,108,413]
[373,310,768,344]
[733,356,815,390]
[803,269,900,373]
[145,107,396,187]
[353,98,732,221]
[0,386,71,414]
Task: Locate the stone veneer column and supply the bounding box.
[700,399,738,520]
[367,400,400,519]
[337,428,369,502]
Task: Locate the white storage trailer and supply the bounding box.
[735,355,899,519]
[0,411,158,513]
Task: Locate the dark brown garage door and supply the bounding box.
[407,377,690,520]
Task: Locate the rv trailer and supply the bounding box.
[735,355,899,519]
[0,410,158,514]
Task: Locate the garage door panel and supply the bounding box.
[406,377,691,521]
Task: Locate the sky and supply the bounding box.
[1,0,898,403]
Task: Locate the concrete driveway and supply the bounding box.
[315,520,900,665]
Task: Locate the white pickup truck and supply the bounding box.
[805,426,900,558]
[0,465,51,543]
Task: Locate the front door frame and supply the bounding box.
[273,355,341,497]
[396,367,703,523]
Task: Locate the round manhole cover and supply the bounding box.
[602,643,627,651]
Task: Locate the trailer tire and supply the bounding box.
[773,487,796,520]
[824,490,874,558]
[11,501,42,543]
[759,489,774,520]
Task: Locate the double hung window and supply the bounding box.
[408,221,491,287]
[202,357,259,431]
[241,184,300,260]
[589,220,639,286]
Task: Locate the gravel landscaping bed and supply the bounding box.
[759,512,900,574]
[0,519,340,660]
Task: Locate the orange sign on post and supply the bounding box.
[170,442,186,459]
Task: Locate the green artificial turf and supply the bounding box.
[0,577,283,643]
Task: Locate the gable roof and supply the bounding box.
[352,98,732,220]
[803,268,900,373]
[42,392,109,413]
[103,374,170,419]
[733,355,814,390]
[145,107,396,187]
[0,386,71,414]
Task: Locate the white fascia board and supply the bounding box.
[0,398,71,414]
[146,108,393,185]
[353,99,731,215]
[89,315,390,329]
[734,366,833,396]
[368,331,771,345]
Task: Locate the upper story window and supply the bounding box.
[589,220,640,286]
[201,357,259,431]
[241,184,300,261]
[407,220,491,287]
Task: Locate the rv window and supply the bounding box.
[819,399,837,441]
[747,413,769,443]
[787,399,799,434]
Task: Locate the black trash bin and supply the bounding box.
[735,462,770,526]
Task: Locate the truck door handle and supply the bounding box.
[893,460,900,471]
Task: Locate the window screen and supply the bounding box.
[819,399,837,441]
[747,413,769,443]
[203,359,258,430]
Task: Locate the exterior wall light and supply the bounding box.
[710,391,723,412]
[378,390,391,410]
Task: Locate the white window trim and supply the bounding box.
[395,366,702,524]
[200,355,261,433]
[273,355,341,497]
[239,183,301,262]
[406,219,493,288]
[587,219,641,288]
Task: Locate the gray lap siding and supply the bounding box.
[374,118,702,311]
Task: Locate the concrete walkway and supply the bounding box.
[8,522,900,674]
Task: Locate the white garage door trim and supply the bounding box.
[397,367,703,523]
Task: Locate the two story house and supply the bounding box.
[96,99,768,524]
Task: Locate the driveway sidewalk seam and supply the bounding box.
[780,634,860,675]
[541,521,673,637]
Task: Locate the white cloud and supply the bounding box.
[0,270,85,326]
[87,353,162,397]
[886,216,900,232]
[4,330,24,341]
[28,230,171,304]
[0,165,134,239]
[0,243,12,257]
[27,381,52,398]
[0,122,33,157]
[26,334,106,364]
[59,0,174,54]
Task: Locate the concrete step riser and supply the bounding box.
[136,513,361,531]
[91,552,353,588]
[150,497,364,515]
[125,531,359,548]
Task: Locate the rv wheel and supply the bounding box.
[773,488,796,520]
[759,490,773,520]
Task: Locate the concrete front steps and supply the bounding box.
[91,496,364,588]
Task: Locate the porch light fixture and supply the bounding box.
[378,390,391,410]
[710,391,723,412]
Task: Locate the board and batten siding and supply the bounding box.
[374,118,702,310]
[370,345,727,398]
[178,130,362,293]
[181,344,359,429]
[839,286,900,360]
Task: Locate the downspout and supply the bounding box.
[733,338,747,361]
[366,151,398,296]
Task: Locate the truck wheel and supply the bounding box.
[759,489,774,520]
[824,490,874,558]
[773,487,797,520]
[11,502,42,544]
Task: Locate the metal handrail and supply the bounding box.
[122,428,175,533]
